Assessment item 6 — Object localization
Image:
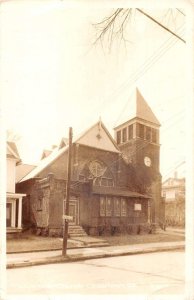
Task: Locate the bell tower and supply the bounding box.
[114,88,163,226]
[114,88,160,169]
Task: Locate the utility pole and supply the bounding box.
[62,127,73,256]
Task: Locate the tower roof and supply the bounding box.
[114,88,160,129]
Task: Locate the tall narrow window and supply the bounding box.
[106,197,112,216]
[138,123,144,139]
[114,197,120,216]
[128,124,133,140]
[152,128,157,143]
[121,198,127,216]
[145,126,151,141]
[122,128,127,143]
[116,130,121,144]
[100,197,106,216]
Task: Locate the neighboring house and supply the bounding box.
[16,163,36,183]
[16,88,164,236]
[162,173,185,226]
[6,141,26,234]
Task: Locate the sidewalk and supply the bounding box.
[7,240,185,269]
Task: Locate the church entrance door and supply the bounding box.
[69,197,79,226]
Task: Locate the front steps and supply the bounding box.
[68,225,88,238]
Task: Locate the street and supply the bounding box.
[7,250,184,296]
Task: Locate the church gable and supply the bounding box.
[76,121,120,153]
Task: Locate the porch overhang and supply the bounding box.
[6,192,26,233]
[92,186,150,199]
[7,192,26,198]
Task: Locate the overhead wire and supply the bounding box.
[91,24,185,124]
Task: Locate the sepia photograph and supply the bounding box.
[0,0,193,299]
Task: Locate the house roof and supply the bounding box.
[92,186,150,199]
[41,149,53,160]
[19,145,68,182]
[114,88,160,129]
[7,141,21,162]
[58,137,69,149]
[16,164,36,183]
[19,120,120,183]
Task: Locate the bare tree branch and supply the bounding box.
[93,8,185,50]
[92,9,132,48]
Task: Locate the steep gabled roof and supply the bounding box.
[20,120,120,183]
[58,137,69,149]
[41,149,52,160]
[20,145,68,182]
[76,120,120,153]
[114,88,160,129]
[16,164,36,183]
[7,141,21,163]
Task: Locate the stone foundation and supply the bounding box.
[87,223,152,236]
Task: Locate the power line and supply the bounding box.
[112,29,185,127]
[112,25,185,98]
[162,161,185,179]
[137,9,186,43]
[176,9,185,16]
[92,24,185,122]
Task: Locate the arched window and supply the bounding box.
[79,160,114,187]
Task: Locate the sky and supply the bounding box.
[1,0,188,180]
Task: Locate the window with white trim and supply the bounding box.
[114,197,120,216]
[121,198,127,216]
[100,196,106,216]
[106,197,112,216]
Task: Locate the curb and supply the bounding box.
[7,244,184,269]
[7,243,110,255]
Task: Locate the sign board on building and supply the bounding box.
[134,203,142,211]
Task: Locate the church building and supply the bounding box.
[16,88,164,236]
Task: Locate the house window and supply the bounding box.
[121,198,127,216]
[94,177,101,186]
[6,203,12,227]
[114,197,120,216]
[134,203,142,211]
[122,128,127,143]
[94,177,114,187]
[116,130,121,144]
[128,124,133,140]
[100,197,106,216]
[106,197,112,216]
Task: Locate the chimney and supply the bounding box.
[174,171,178,179]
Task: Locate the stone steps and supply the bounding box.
[68,225,87,237]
